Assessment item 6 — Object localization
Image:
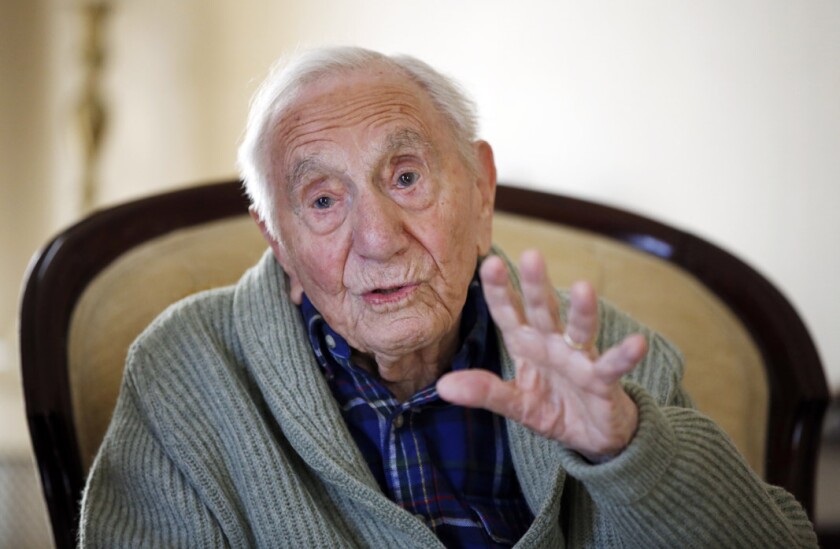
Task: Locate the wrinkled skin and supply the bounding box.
[254,65,496,400]
[254,63,644,460]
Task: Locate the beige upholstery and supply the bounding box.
[68,211,767,474]
[492,213,767,474]
[69,217,268,470]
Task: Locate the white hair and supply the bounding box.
[237,46,479,239]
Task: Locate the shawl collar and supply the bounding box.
[232,248,566,547]
[232,250,442,545]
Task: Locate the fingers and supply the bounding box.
[437,370,517,415]
[596,333,648,384]
[481,252,606,363]
[479,255,526,333]
[564,281,599,356]
[438,370,559,438]
[519,250,562,333]
[480,250,562,334]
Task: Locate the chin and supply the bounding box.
[362,320,445,356]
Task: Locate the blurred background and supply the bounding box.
[2,0,838,546]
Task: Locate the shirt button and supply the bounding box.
[325,334,336,349]
[393,414,404,429]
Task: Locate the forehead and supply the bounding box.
[272,66,446,170]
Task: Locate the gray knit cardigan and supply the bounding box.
[79,249,818,548]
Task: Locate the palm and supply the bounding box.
[437,250,646,462]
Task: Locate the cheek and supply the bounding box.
[294,238,348,296]
[423,196,482,286]
[438,190,481,251]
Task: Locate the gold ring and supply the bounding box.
[563,332,588,351]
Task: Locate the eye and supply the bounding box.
[313,196,334,209]
[396,171,420,188]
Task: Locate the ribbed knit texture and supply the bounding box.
[79,248,818,548]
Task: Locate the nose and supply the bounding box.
[350,190,409,261]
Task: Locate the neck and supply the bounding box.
[353,327,460,402]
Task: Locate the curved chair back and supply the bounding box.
[20,180,828,548]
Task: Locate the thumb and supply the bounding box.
[437,370,516,415]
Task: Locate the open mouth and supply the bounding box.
[363,283,419,304]
[372,286,404,295]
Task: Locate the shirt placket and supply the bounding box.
[385,391,444,529]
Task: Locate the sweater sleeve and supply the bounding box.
[78,349,232,548]
[557,383,817,547]
[553,301,818,548]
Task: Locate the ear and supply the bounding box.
[473,140,497,255]
[249,207,305,304]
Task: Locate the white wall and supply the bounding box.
[0,0,53,381]
[16,0,840,391]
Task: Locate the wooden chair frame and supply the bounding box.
[20,180,829,548]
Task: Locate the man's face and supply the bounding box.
[263,65,495,360]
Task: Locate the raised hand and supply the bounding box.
[436,250,648,463]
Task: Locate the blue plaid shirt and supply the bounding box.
[300,277,534,548]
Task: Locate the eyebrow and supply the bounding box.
[287,156,327,194]
[383,128,434,156]
[285,128,437,193]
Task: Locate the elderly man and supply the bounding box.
[80,47,817,547]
